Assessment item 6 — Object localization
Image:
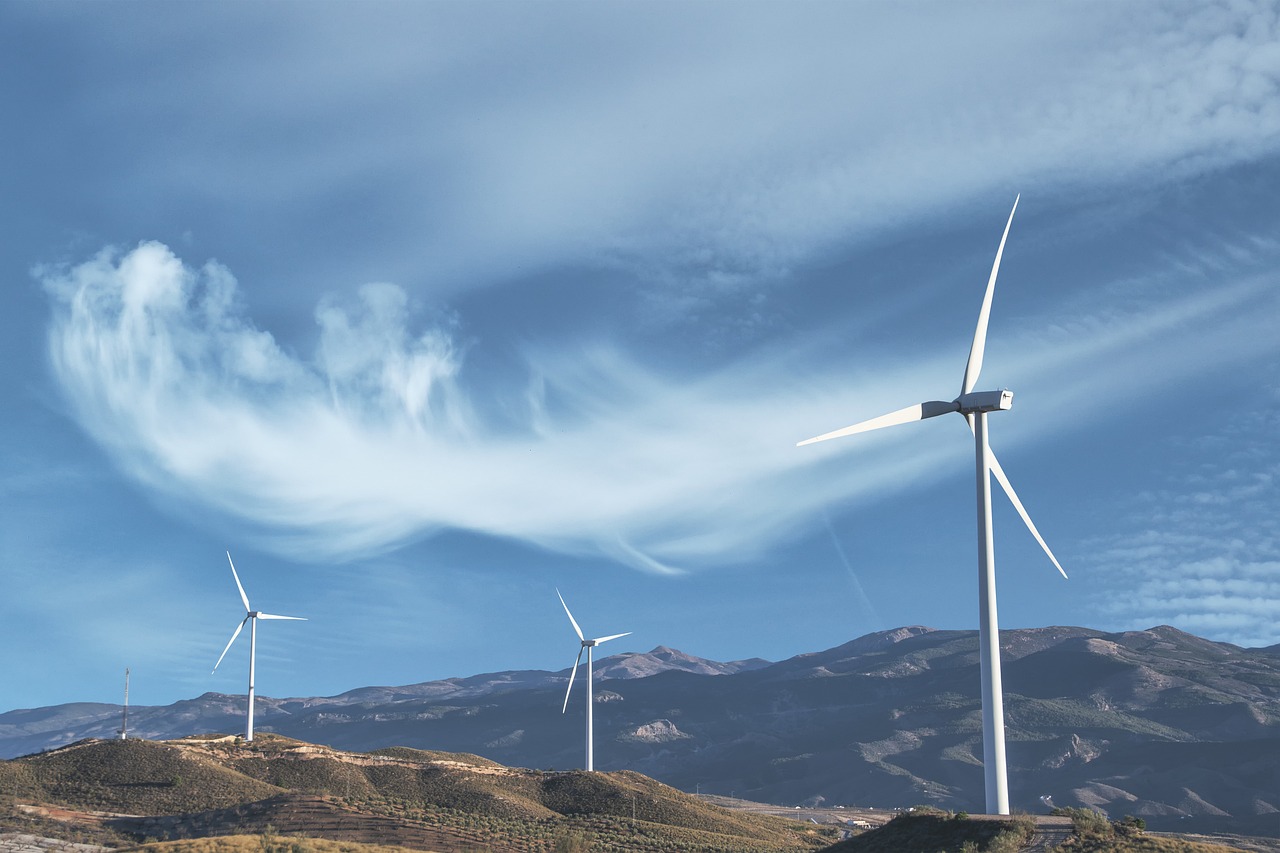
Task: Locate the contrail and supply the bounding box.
[823,510,882,628]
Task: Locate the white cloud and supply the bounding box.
[43,242,934,570]
[42,230,1280,583]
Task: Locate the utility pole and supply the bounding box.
[119,668,130,740]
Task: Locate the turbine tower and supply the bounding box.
[118,667,129,740]
[558,589,630,772]
[797,196,1067,815]
[212,552,306,742]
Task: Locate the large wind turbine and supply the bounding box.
[797,196,1067,815]
[558,589,630,772]
[212,552,306,742]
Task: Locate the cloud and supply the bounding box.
[1087,409,1280,648]
[41,233,1280,580]
[40,242,924,570]
[27,2,1279,307]
[391,0,1280,299]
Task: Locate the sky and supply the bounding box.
[2,1,1279,714]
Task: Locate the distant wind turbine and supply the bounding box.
[797,195,1067,815]
[212,552,306,742]
[557,589,630,772]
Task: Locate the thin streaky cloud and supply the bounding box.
[27,3,1279,303]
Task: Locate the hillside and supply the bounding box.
[3,625,1278,838]
[0,735,833,852]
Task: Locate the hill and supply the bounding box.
[7,737,1270,853]
[3,626,1278,838]
[1,735,833,852]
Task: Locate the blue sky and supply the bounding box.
[2,1,1279,713]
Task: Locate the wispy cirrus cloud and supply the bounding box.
[41,241,931,571]
[40,235,1280,578]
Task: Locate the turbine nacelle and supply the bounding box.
[956,389,1013,415]
[914,391,1012,425]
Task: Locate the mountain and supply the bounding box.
[0,646,769,759]
[3,626,1277,838]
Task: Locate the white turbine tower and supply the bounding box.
[212,552,306,742]
[797,196,1067,815]
[558,589,630,772]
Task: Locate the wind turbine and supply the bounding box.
[212,552,306,742]
[557,589,630,772]
[797,196,1067,815]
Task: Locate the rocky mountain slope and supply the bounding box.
[4,626,1277,837]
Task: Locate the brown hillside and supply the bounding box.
[12,738,283,813]
[3,736,832,853]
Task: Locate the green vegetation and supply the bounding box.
[121,834,427,853]
[1052,807,1243,852]
[1003,697,1191,739]
[822,806,1034,852]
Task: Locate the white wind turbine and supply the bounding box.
[212,552,306,742]
[558,589,630,772]
[797,196,1067,815]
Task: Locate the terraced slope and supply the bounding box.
[1,736,832,853]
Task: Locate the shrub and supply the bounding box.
[553,830,592,852]
[1119,814,1146,833]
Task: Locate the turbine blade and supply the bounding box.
[988,450,1068,579]
[256,613,307,621]
[226,552,251,613]
[961,194,1019,396]
[591,632,632,645]
[965,417,1068,579]
[562,647,584,713]
[556,588,585,641]
[797,401,956,447]
[212,617,247,673]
